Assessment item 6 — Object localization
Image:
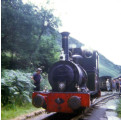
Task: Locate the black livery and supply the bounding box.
[48,32,100,93]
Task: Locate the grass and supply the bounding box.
[116,99,121,118]
[1,103,40,120]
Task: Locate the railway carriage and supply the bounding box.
[99,76,112,91]
[32,32,101,113]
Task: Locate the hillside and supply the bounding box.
[68,37,121,78]
[57,34,84,47]
[99,54,121,77]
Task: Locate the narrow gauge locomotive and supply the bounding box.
[32,32,101,113]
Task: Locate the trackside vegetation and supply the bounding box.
[1,0,60,119]
[1,0,61,71]
[1,69,51,120]
[1,103,40,120]
[116,99,121,118]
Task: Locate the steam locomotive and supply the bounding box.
[32,32,101,113]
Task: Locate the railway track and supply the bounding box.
[28,92,121,120]
[92,92,120,106]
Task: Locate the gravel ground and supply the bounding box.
[12,109,45,120]
[28,112,56,120]
[101,98,121,120]
[83,106,107,120]
[85,92,121,120]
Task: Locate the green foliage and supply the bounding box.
[116,99,121,118]
[1,69,34,106]
[1,52,11,69]
[99,54,121,77]
[1,103,41,120]
[1,69,51,106]
[41,73,51,90]
[1,0,61,70]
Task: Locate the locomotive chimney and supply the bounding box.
[61,32,70,61]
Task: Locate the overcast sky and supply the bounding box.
[23,0,121,65]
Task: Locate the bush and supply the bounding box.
[40,73,51,90]
[1,69,52,106]
[116,99,121,118]
[1,70,35,106]
[1,53,11,69]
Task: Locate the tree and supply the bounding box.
[1,0,61,71]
